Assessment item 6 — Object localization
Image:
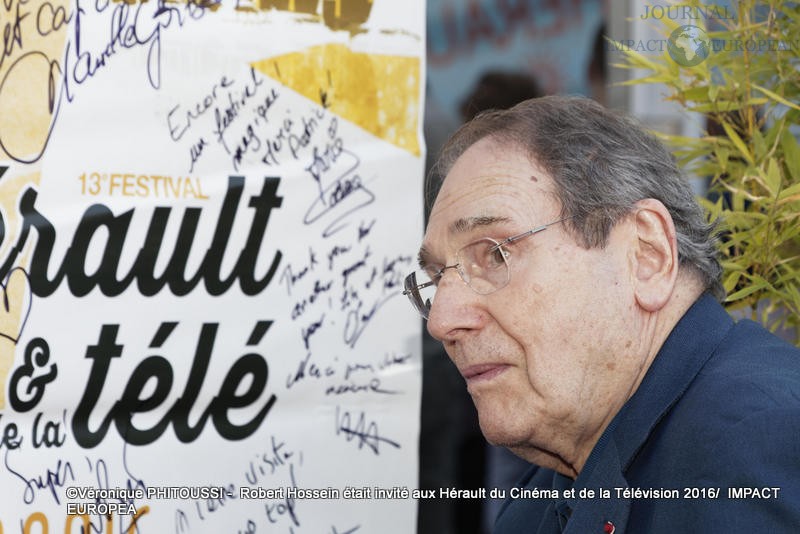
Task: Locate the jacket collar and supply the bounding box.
[560,294,734,532]
[611,293,733,470]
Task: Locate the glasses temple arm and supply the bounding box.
[492,217,573,250]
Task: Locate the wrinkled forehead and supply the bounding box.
[424,138,559,250]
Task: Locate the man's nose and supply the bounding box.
[426,268,483,341]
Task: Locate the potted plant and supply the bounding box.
[615,0,800,344]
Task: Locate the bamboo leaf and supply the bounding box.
[618,74,679,86]
[752,83,800,111]
[781,129,800,181]
[682,86,713,101]
[721,121,755,165]
[726,278,769,301]
[689,98,769,113]
[723,271,742,292]
[615,46,665,72]
[715,146,730,171]
[708,83,721,102]
[752,127,767,160]
[764,158,782,195]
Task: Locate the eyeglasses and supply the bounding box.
[403,218,569,318]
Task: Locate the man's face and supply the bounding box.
[422,138,643,474]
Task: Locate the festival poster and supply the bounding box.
[0,1,425,532]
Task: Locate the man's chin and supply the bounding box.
[476,416,523,449]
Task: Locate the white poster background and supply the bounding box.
[0,1,425,532]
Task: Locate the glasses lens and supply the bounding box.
[457,238,510,294]
[404,270,437,318]
[403,238,511,318]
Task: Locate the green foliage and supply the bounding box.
[616,1,800,344]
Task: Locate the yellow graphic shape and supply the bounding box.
[0,0,70,161]
[238,0,373,31]
[0,170,41,409]
[253,44,421,156]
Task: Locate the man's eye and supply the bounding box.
[424,266,443,280]
[487,244,508,266]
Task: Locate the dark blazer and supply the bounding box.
[494,294,800,533]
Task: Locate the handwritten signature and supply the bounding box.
[0,0,210,163]
[342,293,396,349]
[4,449,74,504]
[335,406,400,455]
[301,117,376,238]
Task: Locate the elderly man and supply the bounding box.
[404,96,800,532]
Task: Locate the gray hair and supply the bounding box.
[428,95,724,301]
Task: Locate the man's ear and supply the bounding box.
[631,198,679,312]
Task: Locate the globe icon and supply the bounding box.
[668,25,711,67]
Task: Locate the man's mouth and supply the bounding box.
[460,363,510,383]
